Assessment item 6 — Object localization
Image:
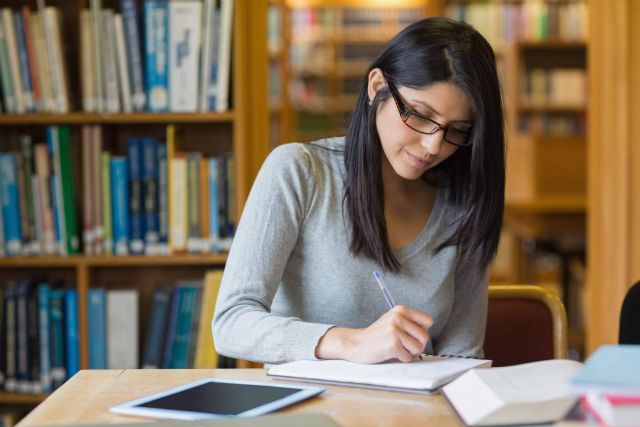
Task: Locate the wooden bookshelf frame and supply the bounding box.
[0,0,271,397]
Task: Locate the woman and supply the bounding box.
[213,17,505,365]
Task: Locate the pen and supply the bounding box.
[372,271,397,309]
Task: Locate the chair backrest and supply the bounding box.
[485,284,568,367]
[619,281,640,344]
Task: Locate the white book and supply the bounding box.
[41,6,70,113]
[442,359,583,426]
[268,355,491,394]
[169,156,187,251]
[113,14,132,113]
[102,10,120,113]
[168,0,202,112]
[2,8,25,114]
[80,10,96,112]
[215,0,233,112]
[106,289,139,369]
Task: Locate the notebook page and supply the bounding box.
[268,356,491,391]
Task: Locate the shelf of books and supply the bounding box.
[286,1,432,142]
[0,0,269,406]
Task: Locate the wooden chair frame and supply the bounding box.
[488,284,568,359]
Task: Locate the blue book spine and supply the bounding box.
[37,283,52,392]
[13,11,34,113]
[111,157,130,255]
[0,153,23,256]
[144,0,169,112]
[161,286,181,369]
[48,289,66,388]
[207,8,220,111]
[64,289,79,378]
[207,158,220,252]
[142,138,159,252]
[142,288,170,368]
[127,139,144,254]
[88,288,106,369]
[120,0,147,111]
[170,286,191,369]
[157,143,168,251]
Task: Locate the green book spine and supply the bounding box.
[101,151,112,255]
[58,126,79,254]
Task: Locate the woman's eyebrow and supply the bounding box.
[410,98,472,124]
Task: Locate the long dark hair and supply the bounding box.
[344,17,505,274]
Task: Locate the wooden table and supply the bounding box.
[16,369,464,427]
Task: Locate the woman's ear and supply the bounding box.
[367,68,386,104]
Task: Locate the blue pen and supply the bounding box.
[372,271,397,309]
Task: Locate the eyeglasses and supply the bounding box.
[385,78,472,147]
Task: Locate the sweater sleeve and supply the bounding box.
[432,254,488,358]
[212,144,334,364]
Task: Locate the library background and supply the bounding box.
[1,0,639,424]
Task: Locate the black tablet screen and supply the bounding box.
[137,382,303,415]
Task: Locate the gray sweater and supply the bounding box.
[213,137,487,364]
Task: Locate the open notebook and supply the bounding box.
[267,355,491,394]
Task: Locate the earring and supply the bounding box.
[368,100,373,106]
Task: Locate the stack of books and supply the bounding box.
[571,345,640,426]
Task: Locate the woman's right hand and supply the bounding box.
[315,305,433,364]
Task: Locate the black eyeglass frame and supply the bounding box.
[384,77,473,148]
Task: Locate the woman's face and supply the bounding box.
[368,69,472,182]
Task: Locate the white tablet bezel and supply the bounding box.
[109,377,325,420]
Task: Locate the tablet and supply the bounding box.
[110,378,325,420]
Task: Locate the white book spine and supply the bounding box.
[168,0,202,112]
[43,7,69,113]
[80,10,96,112]
[113,14,132,113]
[215,0,233,112]
[106,290,139,369]
[102,10,120,113]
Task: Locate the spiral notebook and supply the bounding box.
[267,354,492,394]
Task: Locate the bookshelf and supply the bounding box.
[0,0,270,404]
[442,0,589,356]
[268,0,291,148]
[284,0,432,142]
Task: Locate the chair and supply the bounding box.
[619,281,640,344]
[485,284,568,367]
